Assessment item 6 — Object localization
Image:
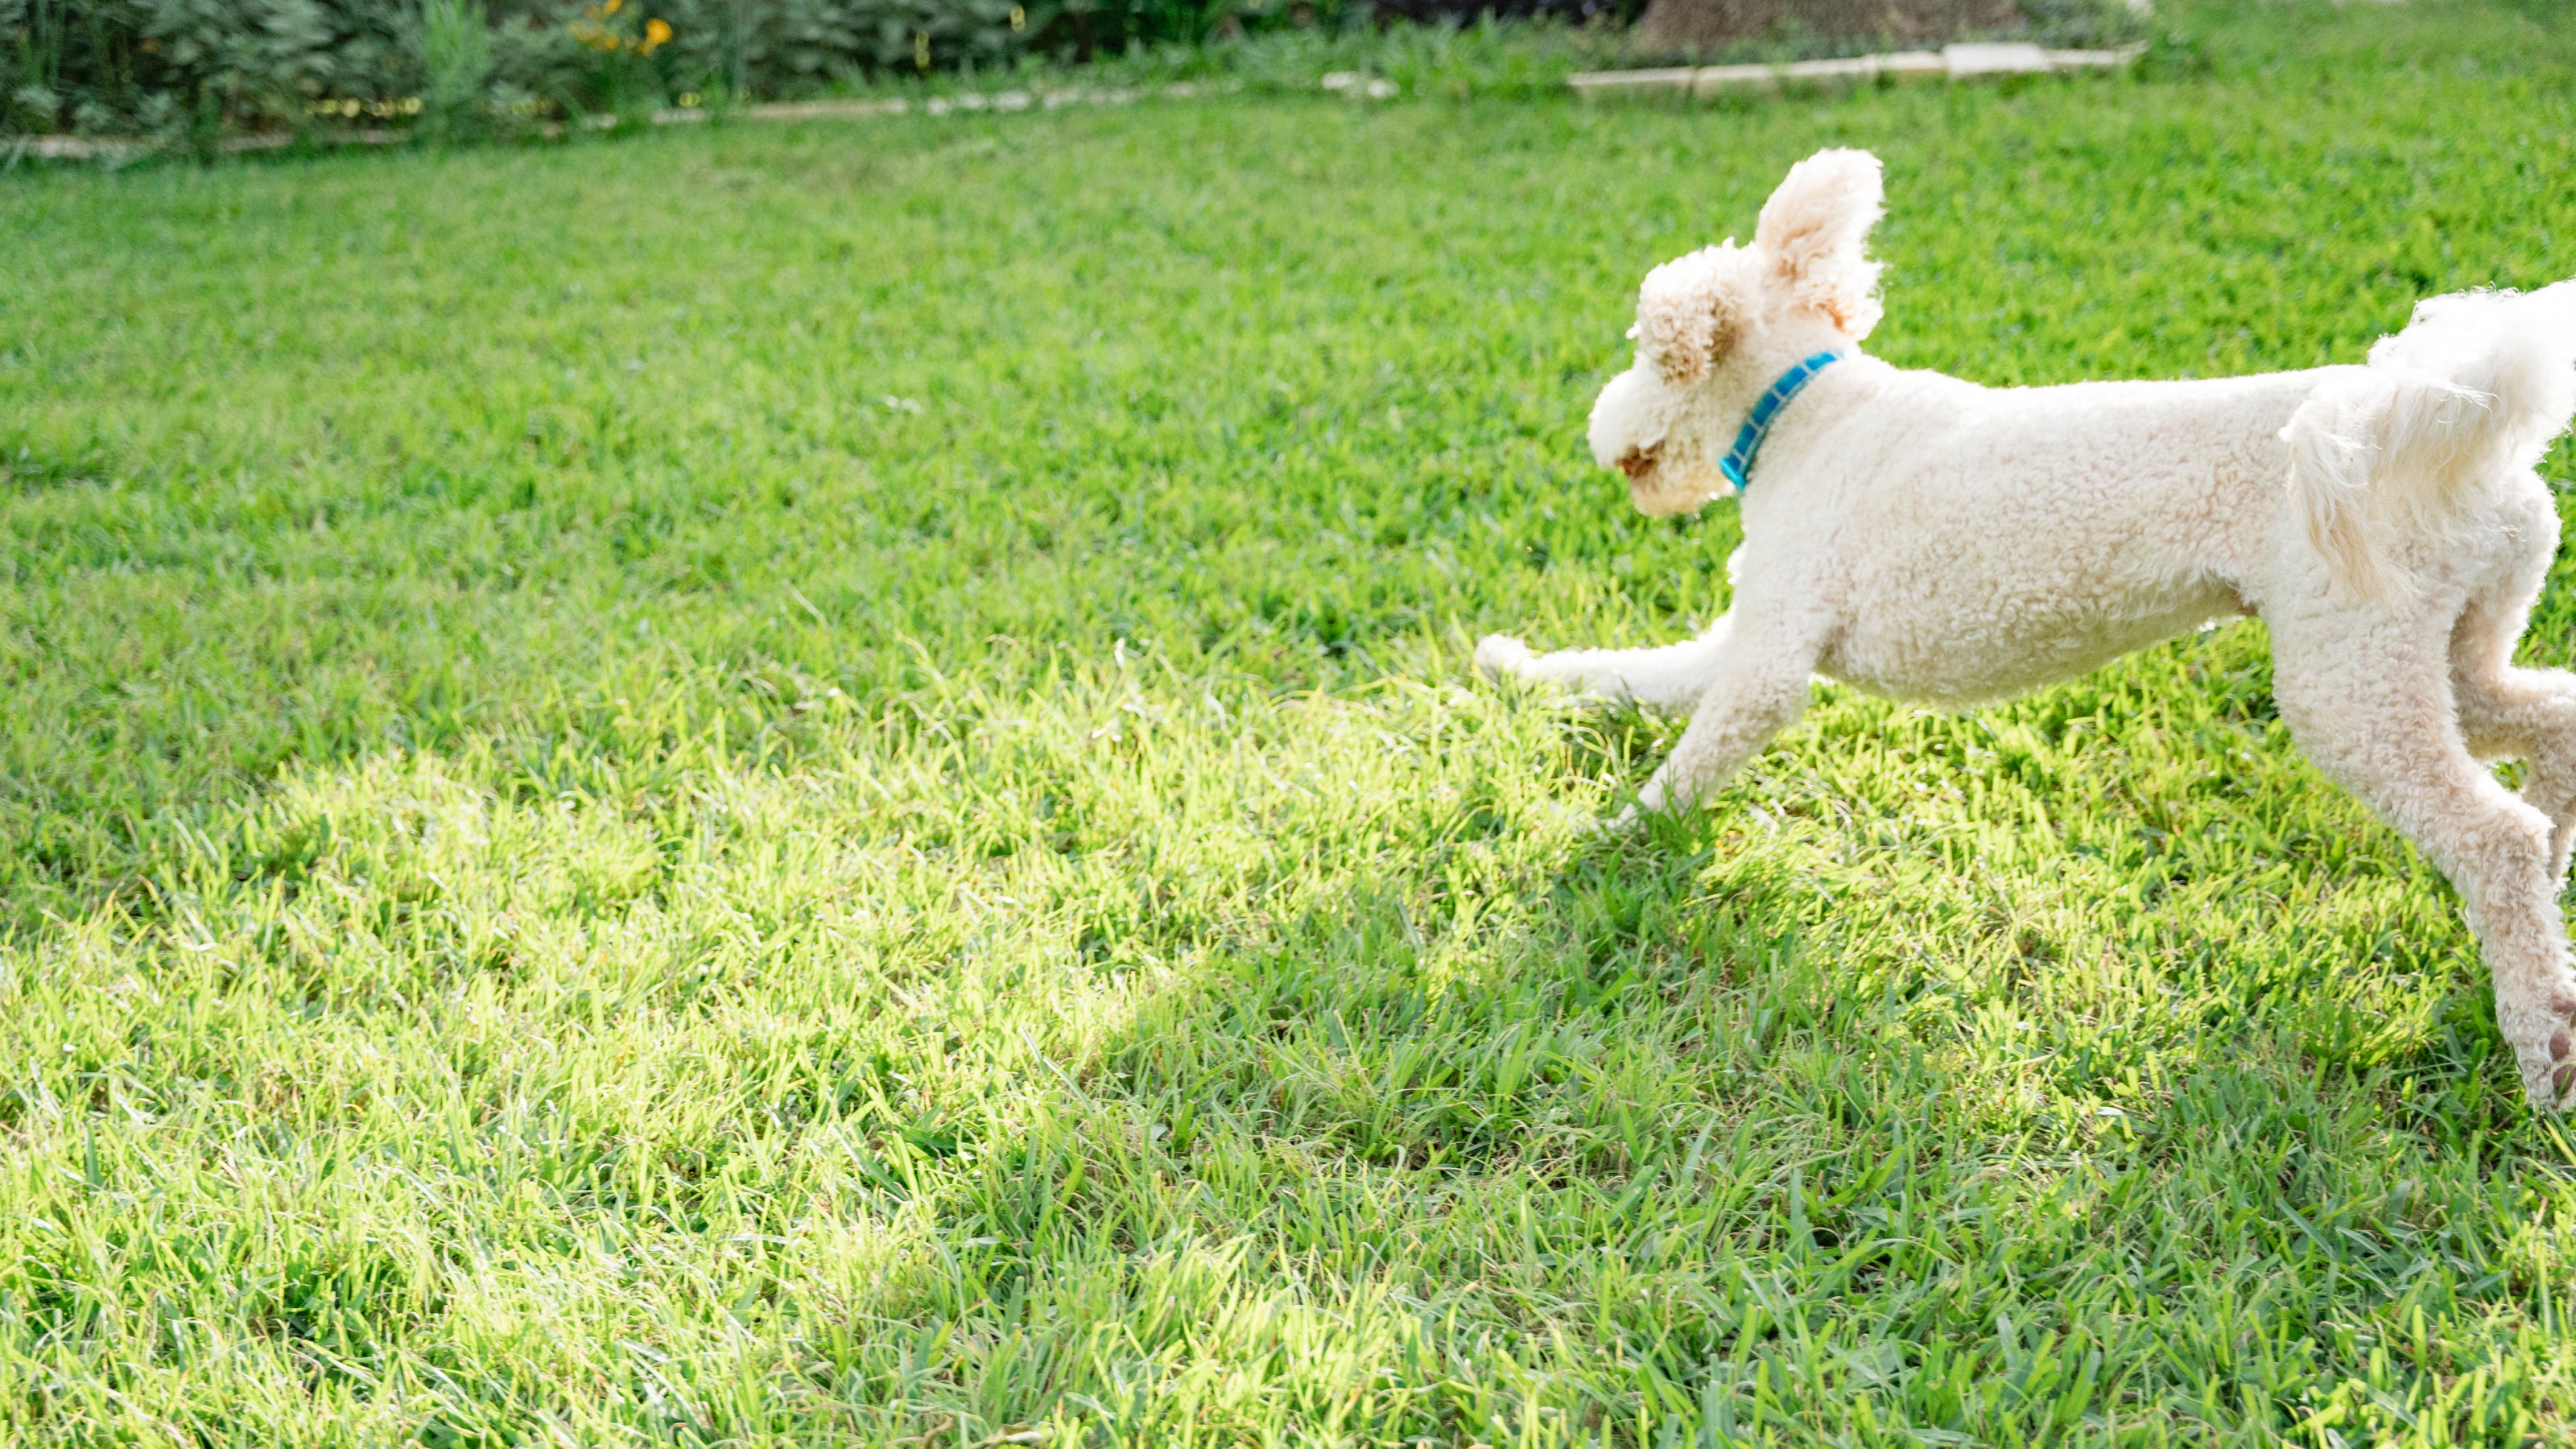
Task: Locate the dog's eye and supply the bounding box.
[1616,446,1658,481]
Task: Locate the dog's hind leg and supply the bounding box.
[2276,609,2576,1111]
[2451,575,2576,884]
[1476,615,1739,712]
[2454,665,2576,882]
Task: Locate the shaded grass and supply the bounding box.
[6,2,2576,1443]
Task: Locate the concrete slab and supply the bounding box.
[1575,43,2124,101]
[1941,42,2053,78]
[1567,67,1699,97]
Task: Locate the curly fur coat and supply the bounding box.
[1479,149,2576,1109]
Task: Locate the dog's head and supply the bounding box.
[1589,148,1886,515]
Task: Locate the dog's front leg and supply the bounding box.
[1631,625,1821,818]
[1476,615,1736,712]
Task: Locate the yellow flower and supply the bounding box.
[642,17,672,51]
[602,0,621,14]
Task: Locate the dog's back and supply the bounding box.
[1739,287,2576,708]
[1740,362,2318,707]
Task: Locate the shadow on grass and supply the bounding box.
[900,789,2568,1443]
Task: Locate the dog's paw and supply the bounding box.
[2544,992,2576,1113]
[1474,634,1537,680]
[2512,985,2576,1112]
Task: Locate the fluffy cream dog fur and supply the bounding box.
[1476,148,2576,1111]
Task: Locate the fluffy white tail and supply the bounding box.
[2282,281,2576,596]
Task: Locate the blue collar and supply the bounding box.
[1718,350,1842,496]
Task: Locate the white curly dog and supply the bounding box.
[1476,148,2576,1111]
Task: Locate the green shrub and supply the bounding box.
[1,0,2145,139]
[420,0,493,138]
[1,0,423,137]
[1,0,1220,137]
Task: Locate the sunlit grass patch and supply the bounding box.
[6,2,2576,1443]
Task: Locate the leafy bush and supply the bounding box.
[1,0,2144,140]
[419,0,493,138]
[1,0,1094,137]
[6,0,411,136]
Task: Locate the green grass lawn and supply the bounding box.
[8,4,2576,1443]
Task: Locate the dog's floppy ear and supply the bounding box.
[1754,148,1885,339]
[1632,243,1759,386]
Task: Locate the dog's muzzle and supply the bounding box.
[1619,444,1714,518]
